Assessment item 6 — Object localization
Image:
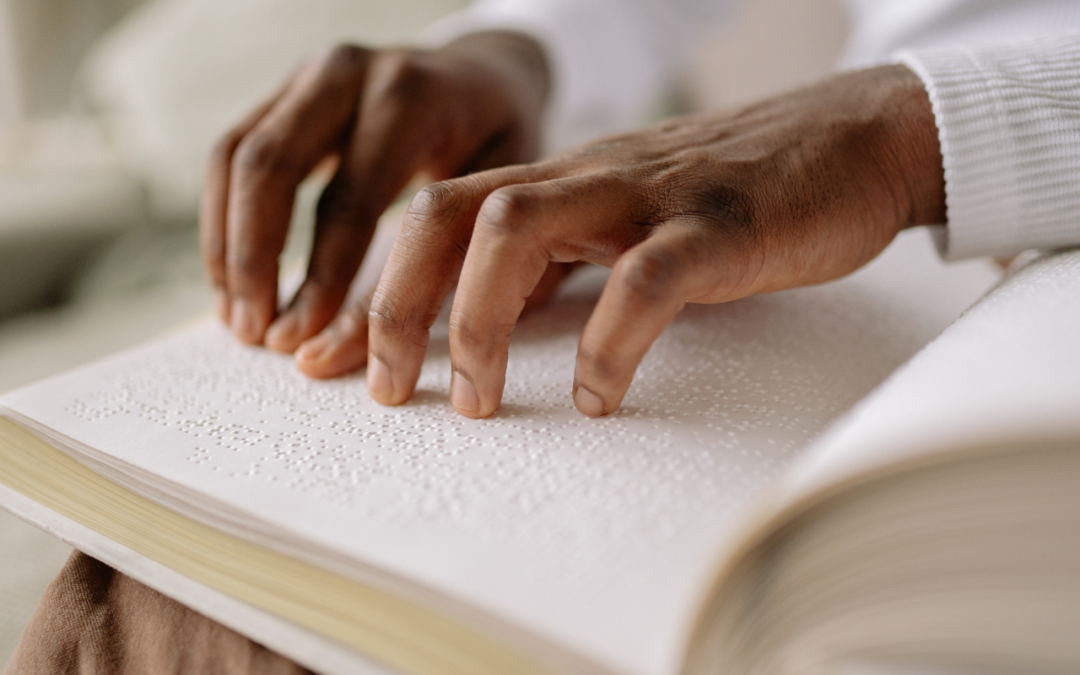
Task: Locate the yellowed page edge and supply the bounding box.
[0,415,558,675]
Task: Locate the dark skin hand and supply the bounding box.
[203,37,945,419]
[200,32,551,368]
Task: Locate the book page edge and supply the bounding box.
[0,481,395,675]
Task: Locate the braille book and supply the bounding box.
[2,232,1079,675]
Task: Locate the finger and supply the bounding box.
[456,121,535,176]
[447,178,641,418]
[366,165,548,406]
[263,204,374,354]
[290,210,402,375]
[522,262,581,314]
[267,52,450,353]
[225,45,372,344]
[295,286,375,379]
[573,224,712,417]
[263,150,382,353]
[200,89,286,323]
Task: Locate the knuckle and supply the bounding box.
[367,298,399,334]
[448,313,514,355]
[233,133,295,180]
[368,291,435,349]
[476,187,536,235]
[372,49,428,100]
[617,248,682,302]
[691,185,760,247]
[319,43,367,75]
[210,129,244,166]
[406,181,464,228]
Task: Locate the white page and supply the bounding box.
[0,230,999,675]
[779,247,1080,503]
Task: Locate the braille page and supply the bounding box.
[775,247,1080,503]
[0,230,999,675]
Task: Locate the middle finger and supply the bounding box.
[225,45,373,344]
[448,175,644,417]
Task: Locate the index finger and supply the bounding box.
[223,45,373,344]
[446,176,643,417]
[267,51,466,354]
[200,89,285,322]
[365,165,545,406]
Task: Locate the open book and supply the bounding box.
[2,231,1079,675]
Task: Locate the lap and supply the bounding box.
[5,552,311,675]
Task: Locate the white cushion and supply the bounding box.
[80,0,469,219]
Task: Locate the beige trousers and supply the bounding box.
[5,552,311,675]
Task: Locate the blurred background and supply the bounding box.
[0,0,847,666]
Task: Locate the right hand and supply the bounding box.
[200,32,550,376]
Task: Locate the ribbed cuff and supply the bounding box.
[896,34,1080,260]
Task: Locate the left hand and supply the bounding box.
[198,33,551,369]
[335,64,945,418]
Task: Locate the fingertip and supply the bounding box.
[573,384,608,418]
[265,313,301,353]
[366,355,397,404]
[295,332,368,379]
[230,299,264,345]
[450,371,484,417]
[364,344,426,407]
[213,288,230,324]
[294,336,329,376]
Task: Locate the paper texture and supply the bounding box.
[0,230,998,675]
[784,247,1080,500]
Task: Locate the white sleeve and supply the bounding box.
[894,34,1080,260]
[421,0,737,153]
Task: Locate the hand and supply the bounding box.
[199,32,550,377]
[364,64,946,418]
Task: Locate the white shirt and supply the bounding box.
[425,0,1080,260]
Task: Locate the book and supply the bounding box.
[2,230,1078,675]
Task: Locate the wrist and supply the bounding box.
[438,31,550,133]
[873,64,947,228]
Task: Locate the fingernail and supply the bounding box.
[574,385,605,417]
[296,337,329,363]
[367,355,394,403]
[231,299,260,344]
[213,288,229,323]
[450,371,480,413]
[265,314,299,353]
